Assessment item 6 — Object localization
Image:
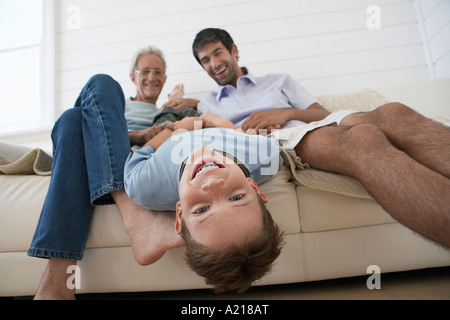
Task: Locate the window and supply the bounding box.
[0,0,52,135]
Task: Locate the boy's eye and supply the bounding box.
[231,194,244,201]
[195,206,208,214]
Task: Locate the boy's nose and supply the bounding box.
[201,177,225,192]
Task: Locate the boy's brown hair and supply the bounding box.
[179,195,284,293]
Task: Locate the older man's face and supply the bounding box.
[131,53,167,104]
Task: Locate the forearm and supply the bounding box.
[129,125,165,147]
[128,130,143,146]
[287,103,330,123]
[143,128,174,149]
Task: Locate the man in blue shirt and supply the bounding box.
[191,28,450,249]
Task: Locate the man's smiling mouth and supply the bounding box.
[214,66,227,77]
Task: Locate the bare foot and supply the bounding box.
[112,190,185,265]
[34,259,77,300]
[168,84,184,100]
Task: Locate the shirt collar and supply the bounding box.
[216,67,256,101]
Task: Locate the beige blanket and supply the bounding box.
[0,142,52,176]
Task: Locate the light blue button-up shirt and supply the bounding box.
[197,68,319,129]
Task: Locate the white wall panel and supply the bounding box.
[55,0,433,115]
[416,0,450,79]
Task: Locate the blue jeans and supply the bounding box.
[27,74,130,260]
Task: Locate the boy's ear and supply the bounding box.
[175,201,183,234]
[246,177,268,203]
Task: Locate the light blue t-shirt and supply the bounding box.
[125,98,159,131]
[197,68,319,129]
[124,128,281,211]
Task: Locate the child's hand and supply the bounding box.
[200,113,238,129]
[161,117,204,132]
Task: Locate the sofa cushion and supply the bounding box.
[0,175,50,252]
[0,164,302,253]
[297,183,395,232]
[291,165,395,232]
[258,164,300,235]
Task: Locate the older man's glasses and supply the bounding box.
[135,69,165,79]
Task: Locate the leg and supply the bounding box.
[295,124,450,248]
[29,108,93,300]
[29,109,94,261]
[78,74,130,205]
[34,259,77,300]
[341,103,450,178]
[29,75,131,299]
[111,190,185,265]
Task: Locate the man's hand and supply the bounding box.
[129,125,165,146]
[241,109,289,133]
[241,104,331,134]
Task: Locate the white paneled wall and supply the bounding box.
[415,0,450,79]
[56,0,431,116]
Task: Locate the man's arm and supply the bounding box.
[161,98,200,111]
[138,113,239,149]
[128,125,165,146]
[241,103,330,132]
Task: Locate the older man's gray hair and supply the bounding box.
[130,46,167,75]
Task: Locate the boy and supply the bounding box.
[124,114,284,293]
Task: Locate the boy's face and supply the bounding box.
[196,41,242,87]
[176,147,268,248]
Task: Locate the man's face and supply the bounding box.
[196,42,242,87]
[130,53,167,104]
[176,147,267,248]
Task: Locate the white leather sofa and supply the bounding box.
[1,79,449,297]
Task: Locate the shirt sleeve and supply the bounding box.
[197,92,216,114]
[124,145,179,210]
[281,74,320,110]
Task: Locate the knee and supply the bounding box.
[345,124,389,150]
[375,102,415,120]
[51,108,82,145]
[53,109,82,135]
[85,74,120,89]
[87,74,116,86]
[78,74,125,113]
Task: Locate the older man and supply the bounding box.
[28,46,187,299]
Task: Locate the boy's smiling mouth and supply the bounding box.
[193,162,224,179]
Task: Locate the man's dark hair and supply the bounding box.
[192,28,237,64]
